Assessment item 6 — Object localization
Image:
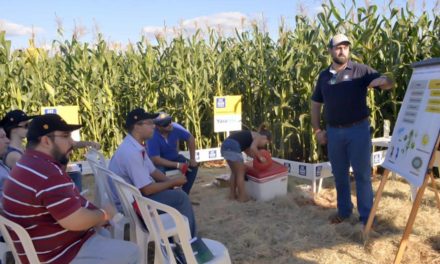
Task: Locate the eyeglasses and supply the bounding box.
[16,123,29,129]
[136,120,155,126]
[158,120,172,127]
[46,133,72,139]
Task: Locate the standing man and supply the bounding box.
[2,114,139,264]
[311,34,393,225]
[109,108,197,237]
[147,112,198,194]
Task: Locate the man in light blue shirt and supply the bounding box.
[109,108,197,237]
[147,112,198,194]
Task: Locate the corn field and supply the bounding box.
[0,1,439,162]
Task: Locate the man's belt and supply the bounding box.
[329,117,368,128]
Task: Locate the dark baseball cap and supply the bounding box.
[2,110,36,128]
[125,108,159,129]
[27,114,82,141]
[154,112,172,127]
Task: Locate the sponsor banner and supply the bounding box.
[41,105,81,141]
[214,95,242,132]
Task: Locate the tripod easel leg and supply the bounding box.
[429,173,440,211]
[363,169,390,242]
[393,174,430,264]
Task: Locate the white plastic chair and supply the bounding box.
[134,194,231,264]
[85,148,108,207]
[0,241,9,264]
[85,148,108,169]
[0,214,39,264]
[93,165,130,240]
[109,173,188,264]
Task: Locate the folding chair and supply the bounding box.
[0,214,39,264]
[134,195,231,264]
[109,173,185,264]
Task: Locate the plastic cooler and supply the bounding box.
[245,161,288,201]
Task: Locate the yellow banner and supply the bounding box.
[41,105,80,124]
[41,106,81,140]
[214,95,242,115]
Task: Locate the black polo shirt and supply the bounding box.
[311,60,381,126]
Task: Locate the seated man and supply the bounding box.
[148,112,198,194]
[0,120,10,206]
[109,108,197,237]
[2,114,139,264]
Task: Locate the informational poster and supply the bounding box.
[382,58,440,187]
[41,105,81,141]
[213,95,242,132]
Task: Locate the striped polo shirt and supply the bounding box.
[2,149,96,264]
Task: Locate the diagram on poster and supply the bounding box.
[382,59,440,187]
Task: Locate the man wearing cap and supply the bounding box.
[311,33,393,226]
[2,114,139,264]
[2,110,35,169]
[0,119,10,207]
[109,108,197,237]
[147,112,198,194]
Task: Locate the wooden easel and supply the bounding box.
[363,135,440,264]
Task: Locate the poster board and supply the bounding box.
[382,58,440,187]
[213,95,242,133]
[41,105,81,141]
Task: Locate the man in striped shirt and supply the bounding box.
[2,114,139,264]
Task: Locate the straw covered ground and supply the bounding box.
[84,164,440,264]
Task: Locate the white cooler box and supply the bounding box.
[245,161,288,201]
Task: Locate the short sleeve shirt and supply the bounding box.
[2,150,96,264]
[109,134,156,189]
[311,60,381,126]
[147,123,191,161]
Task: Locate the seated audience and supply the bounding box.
[109,108,197,237]
[2,110,35,169]
[148,112,198,194]
[2,114,139,264]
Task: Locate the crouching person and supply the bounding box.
[2,114,139,264]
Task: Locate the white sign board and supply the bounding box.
[382,58,440,187]
[179,148,223,162]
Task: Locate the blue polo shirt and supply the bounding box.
[311,60,381,126]
[147,123,191,161]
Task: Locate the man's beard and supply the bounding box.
[332,55,348,65]
[51,145,72,165]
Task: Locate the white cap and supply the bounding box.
[329,34,351,47]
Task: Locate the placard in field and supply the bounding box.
[382,58,440,187]
[41,105,81,141]
[213,95,242,132]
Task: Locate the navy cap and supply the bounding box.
[2,110,36,128]
[154,112,172,127]
[126,108,159,129]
